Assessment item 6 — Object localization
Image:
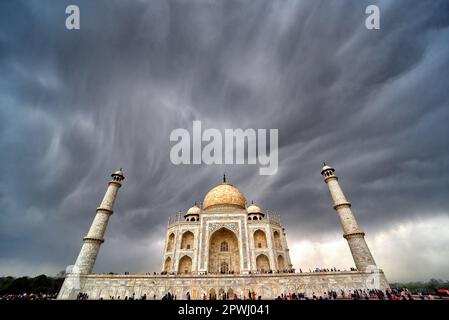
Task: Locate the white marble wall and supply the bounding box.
[57,271,389,300]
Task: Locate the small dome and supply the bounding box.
[111,168,124,178]
[247,204,262,214]
[203,182,246,210]
[186,205,201,215]
[321,163,334,175]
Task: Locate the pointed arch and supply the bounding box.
[181,231,194,250]
[256,254,270,272]
[253,229,267,248]
[167,233,175,251]
[163,257,172,272]
[273,230,282,249]
[208,227,240,274]
[178,255,192,274]
[277,255,286,270]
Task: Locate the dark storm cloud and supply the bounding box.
[0,0,448,279]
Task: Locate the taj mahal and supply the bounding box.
[57,164,389,299]
[162,174,292,277]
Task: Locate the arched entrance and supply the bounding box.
[181,231,194,250]
[220,261,229,273]
[253,230,267,248]
[277,255,285,270]
[164,257,172,272]
[208,227,240,274]
[256,254,270,272]
[218,288,225,299]
[227,288,234,300]
[178,255,192,274]
[273,231,282,249]
[167,233,175,251]
[209,288,217,300]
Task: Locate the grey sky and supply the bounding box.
[1,0,449,282]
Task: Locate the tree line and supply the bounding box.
[389,278,449,291]
[0,275,64,295]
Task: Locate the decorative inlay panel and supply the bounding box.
[208,222,239,234]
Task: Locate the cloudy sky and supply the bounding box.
[1,0,449,282]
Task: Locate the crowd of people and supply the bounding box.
[272,288,439,300]
[203,290,261,300]
[273,289,382,300]
[135,288,442,300]
[0,287,443,300]
[112,267,361,276]
[250,269,295,274]
[76,292,89,300]
[296,267,357,273]
[0,293,58,300]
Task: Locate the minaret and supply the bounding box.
[72,169,124,274]
[321,163,376,271]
